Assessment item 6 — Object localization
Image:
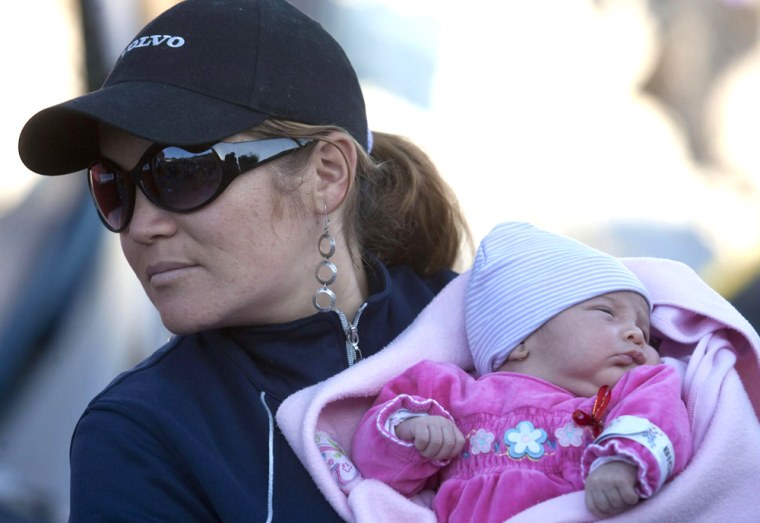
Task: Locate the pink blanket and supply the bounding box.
[277,258,760,522]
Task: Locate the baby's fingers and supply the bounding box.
[413,425,443,459]
[414,422,465,460]
[586,483,639,518]
[429,424,465,461]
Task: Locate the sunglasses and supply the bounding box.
[88,137,312,232]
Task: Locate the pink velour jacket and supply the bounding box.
[352,361,691,523]
[277,258,760,522]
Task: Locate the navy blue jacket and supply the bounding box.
[68,260,456,522]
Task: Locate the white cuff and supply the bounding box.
[595,415,675,490]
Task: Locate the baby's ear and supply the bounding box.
[506,342,529,362]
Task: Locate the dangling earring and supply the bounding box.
[310,206,366,365]
[313,205,337,313]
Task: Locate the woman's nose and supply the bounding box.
[125,190,177,241]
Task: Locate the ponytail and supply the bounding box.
[353,131,471,275]
[255,120,472,276]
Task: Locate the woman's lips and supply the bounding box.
[146,262,197,285]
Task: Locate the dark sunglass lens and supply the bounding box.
[88,163,131,231]
[143,147,223,210]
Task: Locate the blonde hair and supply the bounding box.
[254,119,472,276]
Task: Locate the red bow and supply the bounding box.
[572,385,612,438]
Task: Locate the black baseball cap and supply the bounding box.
[18,0,368,176]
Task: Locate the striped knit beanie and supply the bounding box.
[466,222,651,376]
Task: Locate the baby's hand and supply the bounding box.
[395,415,465,461]
[585,461,640,518]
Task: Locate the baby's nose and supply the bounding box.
[625,325,645,345]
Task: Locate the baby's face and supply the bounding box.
[511,291,658,397]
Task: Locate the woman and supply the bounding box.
[18,1,469,521]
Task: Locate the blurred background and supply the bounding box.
[2,0,760,521]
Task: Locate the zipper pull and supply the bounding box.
[347,324,362,363]
[336,303,367,366]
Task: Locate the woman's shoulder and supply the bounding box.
[81,332,236,415]
[89,336,190,400]
[68,333,257,522]
[71,330,269,460]
[388,264,458,294]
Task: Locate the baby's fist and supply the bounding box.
[396,416,465,461]
[585,461,640,518]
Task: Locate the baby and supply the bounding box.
[352,222,692,522]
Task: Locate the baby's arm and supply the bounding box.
[396,415,465,461]
[581,364,692,515]
[352,360,470,495]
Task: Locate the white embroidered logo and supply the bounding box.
[121,34,185,57]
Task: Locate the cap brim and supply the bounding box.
[19,81,270,176]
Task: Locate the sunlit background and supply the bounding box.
[2,0,760,521]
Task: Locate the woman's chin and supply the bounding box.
[158,310,219,336]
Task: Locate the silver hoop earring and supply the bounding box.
[313,206,337,312]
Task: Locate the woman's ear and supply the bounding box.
[311,131,357,214]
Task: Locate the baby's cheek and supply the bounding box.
[643,346,661,365]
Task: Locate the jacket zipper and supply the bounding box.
[334,302,368,366]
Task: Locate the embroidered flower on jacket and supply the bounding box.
[469,429,495,455]
[555,422,585,447]
[504,421,548,459]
